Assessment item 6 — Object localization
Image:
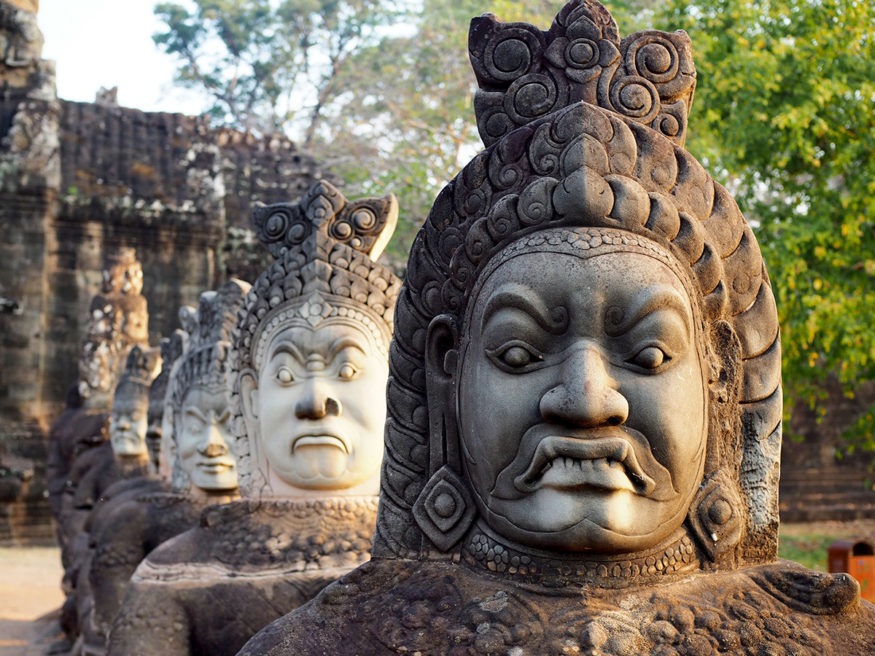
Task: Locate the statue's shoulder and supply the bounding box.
[240,559,875,656]
[237,559,415,656]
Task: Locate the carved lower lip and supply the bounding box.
[514,435,656,495]
[291,434,349,454]
[197,461,233,472]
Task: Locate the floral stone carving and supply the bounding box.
[108,181,401,656]
[238,2,875,655]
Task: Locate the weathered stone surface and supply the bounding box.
[244,558,872,655]
[238,2,875,654]
[73,280,249,653]
[108,181,401,654]
[110,497,379,656]
[0,1,337,543]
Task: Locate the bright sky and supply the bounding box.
[39,0,208,115]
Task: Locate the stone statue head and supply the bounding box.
[163,280,250,495]
[145,330,185,474]
[230,181,402,499]
[78,247,150,410]
[374,0,781,573]
[110,345,161,461]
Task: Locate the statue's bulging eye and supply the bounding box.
[185,414,205,434]
[630,346,668,370]
[488,341,544,371]
[276,367,294,384]
[338,363,358,380]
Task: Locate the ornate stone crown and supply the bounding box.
[114,344,161,398]
[469,0,696,148]
[78,247,150,409]
[168,280,250,409]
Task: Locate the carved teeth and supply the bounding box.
[515,434,657,495]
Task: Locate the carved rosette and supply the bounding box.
[230,180,402,497]
[469,0,696,148]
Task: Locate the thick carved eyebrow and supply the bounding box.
[327,336,367,361]
[482,282,568,334]
[603,286,692,338]
[269,340,306,363]
[182,404,207,422]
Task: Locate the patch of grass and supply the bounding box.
[777,533,836,571]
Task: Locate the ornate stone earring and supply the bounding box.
[688,470,744,563]
[413,465,476,552]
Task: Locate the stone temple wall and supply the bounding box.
[0,0,335,543]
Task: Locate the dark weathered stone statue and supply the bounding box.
[58,342,160,646]
[144,329,185,474]
[239,3,875,654]
[47,247,150,543]
[75,281,249,655]
[108,180,401,656]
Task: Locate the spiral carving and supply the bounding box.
[626,37,678,85]
[624,31,695,100]
[469,0,696,148]
[252,206,310,259]
[608,75,660,122]
[506,73,562,123]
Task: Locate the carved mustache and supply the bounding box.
[491,424,677,502]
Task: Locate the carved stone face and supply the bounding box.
[244,319,388,494]
[109,389,149,458]
[176,386,238,492]
[456,248,707,552]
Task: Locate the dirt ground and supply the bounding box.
[0,547,65,656]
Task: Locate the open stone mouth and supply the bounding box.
[291,433,349,455]
[514,435,656,495]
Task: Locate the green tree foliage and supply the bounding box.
[317,0,562,261]
[655,0,875,449]
[152,1,658,261]
[153,0,405,143]
[320,0,653,260]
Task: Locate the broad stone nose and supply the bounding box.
[539,344,629,428]
[198,421,229,457]
[294,379,343,420]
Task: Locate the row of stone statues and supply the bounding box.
[46,1,874,655]
[46,177,400,655]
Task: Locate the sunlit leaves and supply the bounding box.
[656,0,875,449]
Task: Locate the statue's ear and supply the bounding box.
[424,314,459,473]
[416,314,476,552]
[240,370,259,421]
